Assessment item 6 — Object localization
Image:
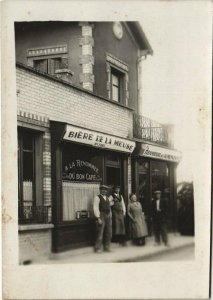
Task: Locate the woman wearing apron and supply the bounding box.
[127,193,148,246]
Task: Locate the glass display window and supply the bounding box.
[62,143,103,221]
[151,160,170,199]
[62,143,103,183]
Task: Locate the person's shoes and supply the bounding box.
[120,242,126,247]
[104,248,112,253]
[95,249,102,253]
[154,242,161,246]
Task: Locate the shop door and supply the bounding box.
[137,160,151,234]
[150,161,172,230]
[105,153,122,196]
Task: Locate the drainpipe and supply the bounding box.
[137,49,149,115]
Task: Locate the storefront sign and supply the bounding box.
[140,144,182,162]
[63,124,136,153]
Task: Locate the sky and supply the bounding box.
[138,2,211,183]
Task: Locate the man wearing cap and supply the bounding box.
[151,190,169,246]
[93,185,113,253]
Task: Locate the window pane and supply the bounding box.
[112,86,119,102]
[106,166,121,187]
[34,59,48,73]
[112,74,119,86]
[62,182,99,221]
[62,143,103,221]
[48,58,62,75]
[151,161,169,195]
[23,151,34,181]
[22,132,34,151]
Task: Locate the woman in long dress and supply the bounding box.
[127,193,148,246]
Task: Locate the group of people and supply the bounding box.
[93,184,169,253]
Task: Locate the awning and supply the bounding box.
[63,124,136,154]
[134,142,182,163]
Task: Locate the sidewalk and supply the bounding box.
[35,233,194,264]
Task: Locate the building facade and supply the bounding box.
[15,21,181,263]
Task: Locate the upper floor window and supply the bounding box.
[106,53,129,106]
[27,44,68,75]
[33,57,67,75]
[111,68,124,102]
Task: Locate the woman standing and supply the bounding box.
[127,194,148,246]
[111,186,126,246]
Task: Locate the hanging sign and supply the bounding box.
[63,124,136,153]
[140,143,182,162]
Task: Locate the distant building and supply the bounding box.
[15,21,181,263]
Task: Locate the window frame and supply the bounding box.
[106,53,129,106]
[32,56,68,75]
[110,67,124,103]
[18,127,43,207]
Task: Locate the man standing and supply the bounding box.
[93,185,113,253]
[111,186,126,246]
[151,190,169,246]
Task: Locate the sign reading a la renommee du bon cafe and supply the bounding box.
[141,144,182,163]
[63,124,136,153]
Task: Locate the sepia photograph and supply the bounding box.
[15,20,194,264]
[2,1,211,299]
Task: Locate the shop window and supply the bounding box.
[138,160,150,213]
[151,161,170,198]
[18,128,45,224]
[18,130,35,205]
[62,143,103,221]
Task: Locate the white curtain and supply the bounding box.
[62,182,100,221]
[23,180,33,205]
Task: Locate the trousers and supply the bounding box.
[153,213,168,245]
[95,212,112,251]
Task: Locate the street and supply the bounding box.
[133,245,194,262]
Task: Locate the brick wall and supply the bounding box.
[16,66,133,139]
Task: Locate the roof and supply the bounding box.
[125,22,153,55]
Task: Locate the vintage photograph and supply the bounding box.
[2,1,211,299]
[15,20,194,264]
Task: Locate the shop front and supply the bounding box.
[132,143,181,234]
[50,121,135,252]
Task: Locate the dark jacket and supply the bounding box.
[151,198,168,220]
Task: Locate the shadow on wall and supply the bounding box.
[177,182,194,236]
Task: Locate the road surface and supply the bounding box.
[136,245,194,262]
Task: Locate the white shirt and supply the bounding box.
[111,193,126,216]
[156,199,161,211]
[93,194,113,218]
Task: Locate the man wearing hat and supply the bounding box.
[151,190,169,246]
[93,184,113,253]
